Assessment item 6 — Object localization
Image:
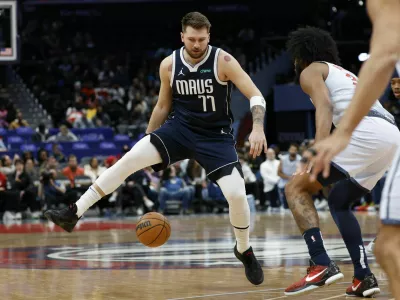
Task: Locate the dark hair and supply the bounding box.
[22,151,33,161]
[89,157,98,167]
[181,12,211,32]
[286,27,341,66]
[68,154,77,161]
[162,167,172,181]
[289,143,299,150]
[37,148,48,163]
[14,159,23,165]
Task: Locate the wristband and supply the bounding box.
[250,96,266,109]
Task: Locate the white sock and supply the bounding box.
[217,167,251,254]
[75,135,162,217]
[233,225,250,254]
[76,186,101,217]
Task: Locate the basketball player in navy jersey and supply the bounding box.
[283,27,400,297]
[305,1,400,298]
[44,12,267,285]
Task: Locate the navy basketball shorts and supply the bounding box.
[149,119,242,182]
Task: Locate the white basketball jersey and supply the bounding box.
[396,61,400,75]
[319,62,389,126]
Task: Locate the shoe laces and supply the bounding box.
[306,260,319,275]
[68,203,77,214]
[306,265,318,276]
[364,274,376,285]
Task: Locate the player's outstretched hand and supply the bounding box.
[249,125,268,159]
[309,130,352,182]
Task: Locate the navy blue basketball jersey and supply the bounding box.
[170,45,234,132]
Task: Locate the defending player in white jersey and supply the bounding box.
[283,27,400,297]
[307,1,400,298]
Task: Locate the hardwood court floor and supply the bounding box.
[0,211,391,299]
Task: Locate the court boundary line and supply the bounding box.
[166,287,285,300]
[166,280,393,300]
[264,296,287,300]
[319,294,345,300]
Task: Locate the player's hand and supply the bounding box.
[309,130,352,182]
[294,151,314,176]
[248,125,268,159]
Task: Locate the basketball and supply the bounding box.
[136,212,171,247]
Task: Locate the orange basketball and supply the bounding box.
[136,212,171,247]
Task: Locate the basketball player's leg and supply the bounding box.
[76,135,162,216]
[43,136,163,231]
[328,179,380,297]
[44,120,192,232]
[216,166,250,253]
[214,164,263,285]
[198,141,252,255]
[375,148,400,299]
[284,164,347,296]
[196,138,263,285]
[375,226,400,298]
[287,172,375,288]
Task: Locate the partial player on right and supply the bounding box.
[284,26,400,298]
[366,75,400,254]
[306,0,400,298]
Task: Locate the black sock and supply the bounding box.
[303,227,331,266]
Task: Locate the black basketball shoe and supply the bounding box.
[346,274,380,297]
[44,204,79,233]
[234,243,264,285]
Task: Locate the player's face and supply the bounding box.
[181,26,210,59]
[391,78,400,99]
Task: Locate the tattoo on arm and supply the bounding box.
[251,105,265,126]
[168,64,172,71]
[224,55,231,62]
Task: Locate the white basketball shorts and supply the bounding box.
[332,116,400,192]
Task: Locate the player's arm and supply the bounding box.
[219,51,265,127]
[146,56,173,134]
[218,51,267,157]
[336,2,400,137]
[300,63,333,143]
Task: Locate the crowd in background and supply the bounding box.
[0,136,385,222]
[0,3,397,223]
[13,15,265,137]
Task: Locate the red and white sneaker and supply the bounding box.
[284,260,344,296]
[346,274,380,297]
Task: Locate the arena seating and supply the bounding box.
[0,127,143,161]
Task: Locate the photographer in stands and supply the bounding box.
[38,169,66,209]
